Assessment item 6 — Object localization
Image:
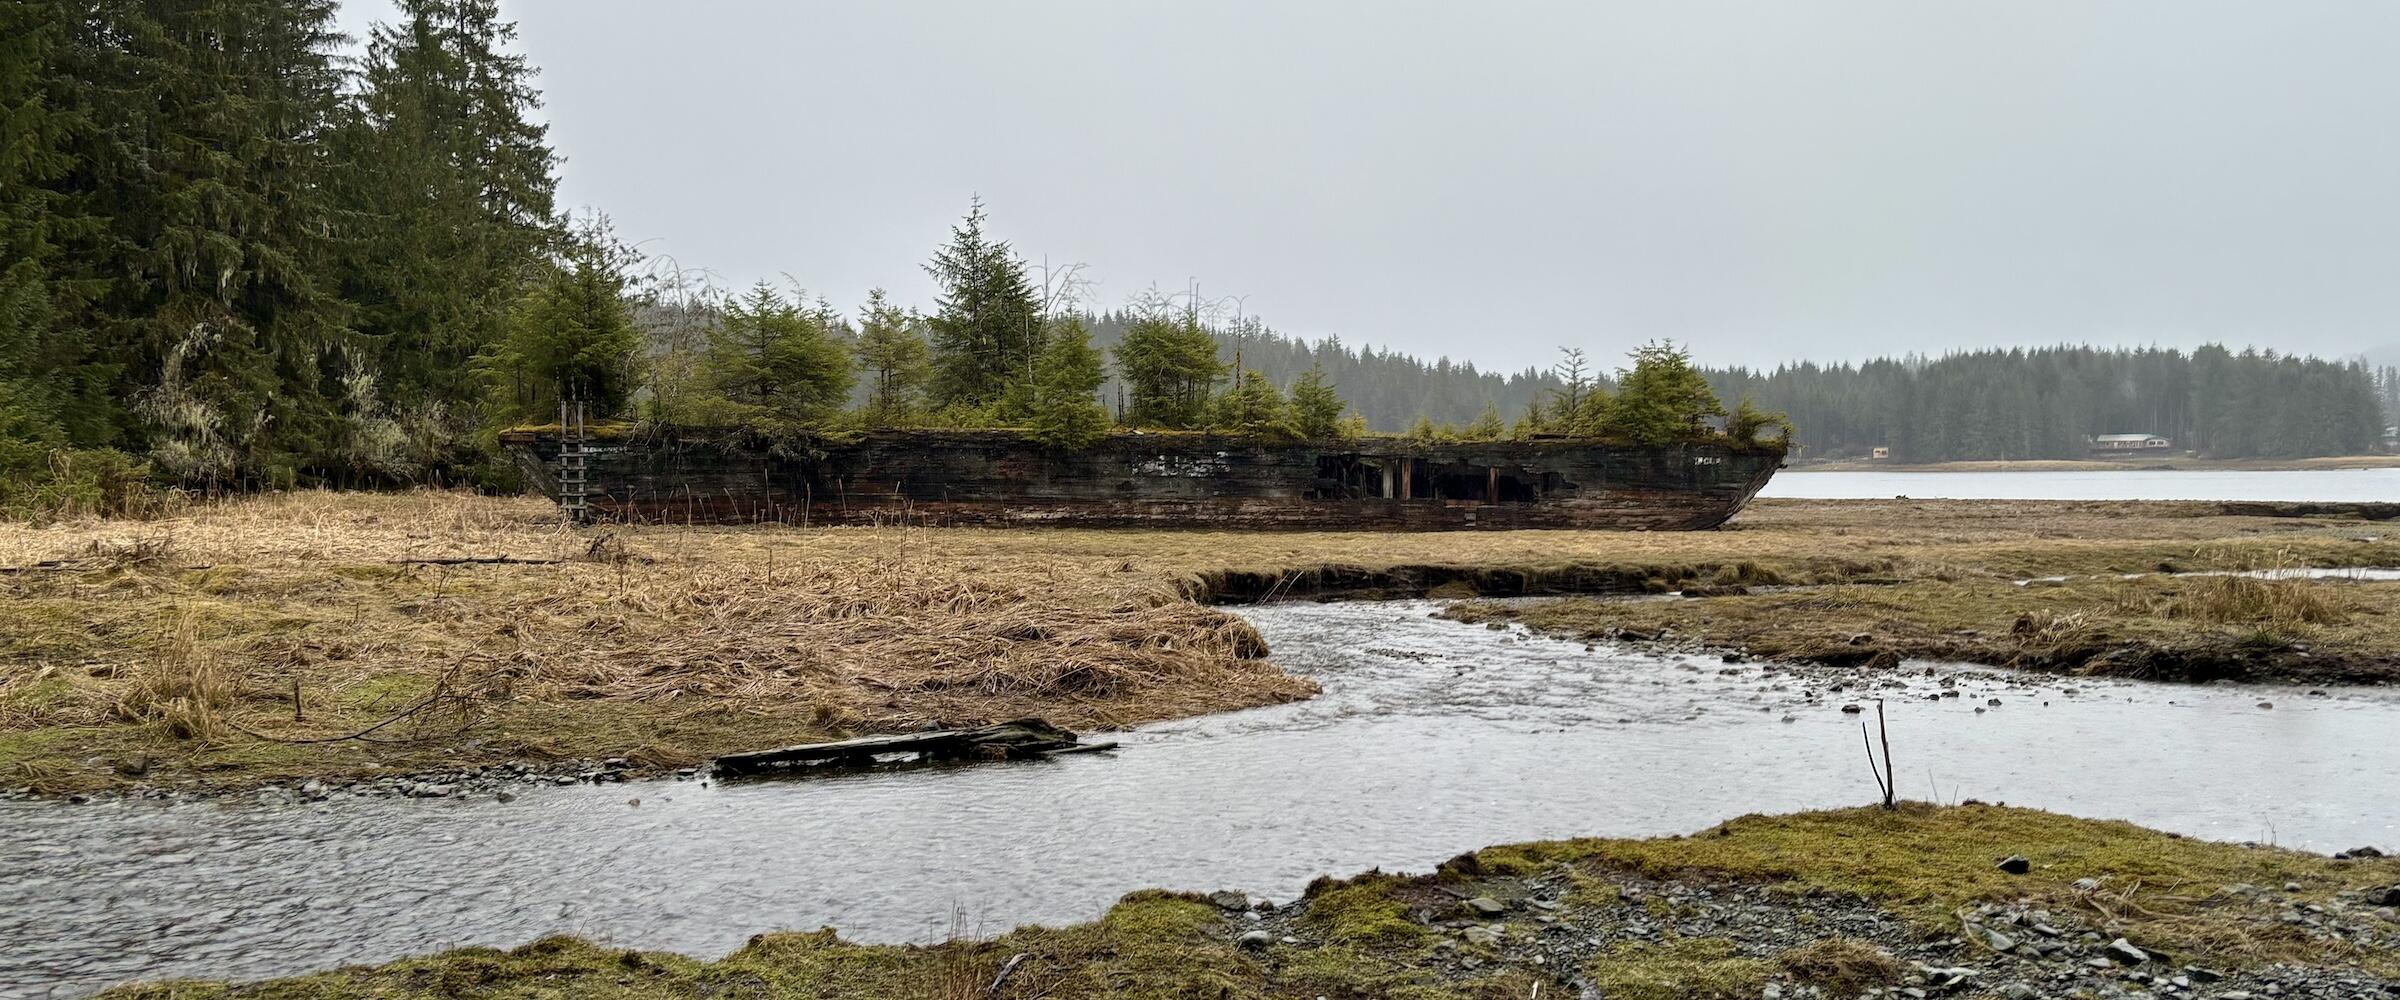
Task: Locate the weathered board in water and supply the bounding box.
[500,428,1783,531]
[713,719,1109,777]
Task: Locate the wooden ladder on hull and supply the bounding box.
[558,399,590,525]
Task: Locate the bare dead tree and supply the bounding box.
[1860,697,1896,810]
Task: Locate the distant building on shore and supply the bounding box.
[2090,433,2173,454]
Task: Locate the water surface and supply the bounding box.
[7,601,2395,996]
[1763,468,2400,502]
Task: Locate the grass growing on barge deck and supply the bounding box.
[1,493,2396,794]
[95,804,2400,998]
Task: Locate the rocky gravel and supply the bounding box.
[1216,862,2400,999]
[0,757,703,808]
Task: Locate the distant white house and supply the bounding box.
[2089,433,2172,453]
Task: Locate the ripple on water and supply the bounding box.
[5,598,2397,997]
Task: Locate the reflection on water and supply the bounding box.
[6,600,2396,996]
[1763,468,2400,502]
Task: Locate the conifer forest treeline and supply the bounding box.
[2,2,2391,516]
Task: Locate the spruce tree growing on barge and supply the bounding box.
[1288,365,1349,440]
[1114,297,1227,428]
[704,283,854,426]
[923,198,1043,416]
[1605,340,1725,444]
[854,288,931,424]
[480,217,644,421]
[1027,317,1109,449]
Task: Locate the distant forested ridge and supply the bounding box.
[1072,321,2391,462]
[1708,346,2390,462]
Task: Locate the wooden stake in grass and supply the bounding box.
[1860,698,1895,810]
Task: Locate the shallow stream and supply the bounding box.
[8,600,2397,997]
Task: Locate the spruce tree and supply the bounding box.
[1461,402,1506,441]
[1288,365,1349,440]
[0,1,72,477]
[853,288,931,425]
[332,0,559,433]
[1211,369,1297,440]
[923,198,1042,413]
[480,218,644,421]
[1026,317,1109,449]
[1603,340,1725,444]
[90,0,354,486]
[703,282,853,426]
[1114,304,1226,427]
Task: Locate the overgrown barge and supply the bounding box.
[501,428,1782,531]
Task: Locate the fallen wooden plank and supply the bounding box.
[1040,741,1120,757]
[712,718,1089,776]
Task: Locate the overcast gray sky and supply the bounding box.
[335,1,2400,372]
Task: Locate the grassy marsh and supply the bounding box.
[2,493,2394,793]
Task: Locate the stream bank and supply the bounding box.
[85,804,2400,1000]
[12,599,2400,996]
[1448,570,2400,686]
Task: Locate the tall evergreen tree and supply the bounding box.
[78,0,354,486]
[0,1,74,475]
[922,198,1042,413]
[332,0,559,435]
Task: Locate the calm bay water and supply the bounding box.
[1762,468,2400,502]
[6,600,2396,996]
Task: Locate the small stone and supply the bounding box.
[1463,896,1507,917]
[1209,890,1248,911]
[1236,929,1272,950]
[2334,846,2385,860]
[2105,937,2149,964]
[1997,855,2032,875]
[493,790,517,804]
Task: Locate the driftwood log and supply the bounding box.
[711,718,1116,777]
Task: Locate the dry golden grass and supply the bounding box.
[1463,567,2399,684]
[2,491,2395,792]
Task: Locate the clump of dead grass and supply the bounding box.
[2167,575,2345,627]
[114,610,233,740]
[1775,937,1902,996]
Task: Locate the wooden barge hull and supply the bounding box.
[500,429,1783,531]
